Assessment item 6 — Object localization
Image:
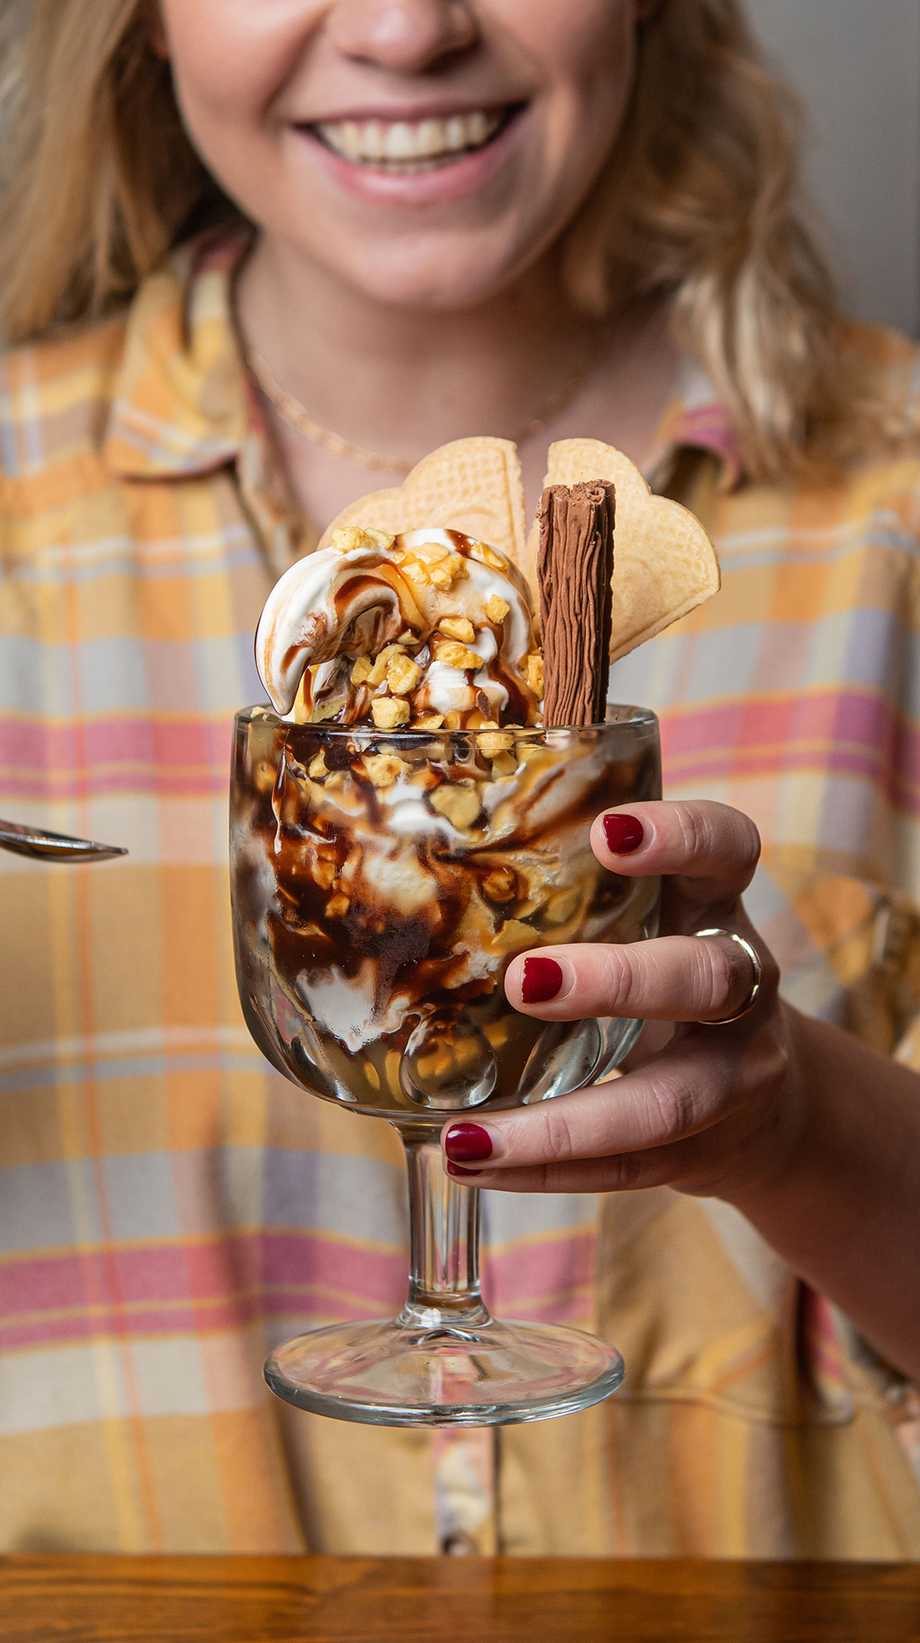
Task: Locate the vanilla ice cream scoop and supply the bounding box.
[255,526,540,725]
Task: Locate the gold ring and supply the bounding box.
[694,928,764,1026]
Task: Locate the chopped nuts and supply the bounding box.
[416,1047,452,1080]
[444,712,464,730]
[350,656,372,686]
[486,594,510,624]
[430,563,458,590]
[515,894,541,920]
[385,1048,403,1095]
[367,644,404,688]
[469,541,506,571]
[386,652,422,696]
[398,543,467,590]
[296,921,333,945]
[546,888,580,925]
[329,525,393,554]
[482,866,518,904]
[524,652,545,697]
[454,1036,480,1070]
[413,713,445,731]
[308,751,328,779]
[313,858,337,890]
[490,751,518,778]
[490,918,537,953]
[439,615,476,644]
[363,753,409,789]
[430,783,481,830]
[416,1037,480,1081]
[326,892,351,918]
[371,695,410,730]
[479,729,514,760]
[436,640,484,672]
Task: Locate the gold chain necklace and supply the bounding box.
[248,329,607,477]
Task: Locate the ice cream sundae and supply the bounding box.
[230,449,707,1117]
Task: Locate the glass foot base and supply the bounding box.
[264,1315,625,1427]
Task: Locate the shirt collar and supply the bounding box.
[104,235,746,491]
[103,233,252,480]
[648,355,746,493]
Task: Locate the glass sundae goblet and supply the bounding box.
[231,707,661,1426]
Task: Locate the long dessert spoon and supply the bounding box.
[0,818,127,863]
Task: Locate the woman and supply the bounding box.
[1,0,919,1558]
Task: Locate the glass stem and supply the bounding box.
[397,1132,491,1331]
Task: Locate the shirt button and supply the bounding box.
[441,1531,478,1556]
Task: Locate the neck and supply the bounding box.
[237,233,616,462]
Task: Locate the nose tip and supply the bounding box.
[329,0,479,72]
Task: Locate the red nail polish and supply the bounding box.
[603,813,645,855]
[447,1160,483,1179]
[445,1123,493,1163]
[521,955,564,1004]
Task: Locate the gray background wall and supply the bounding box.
[749,0,920,335]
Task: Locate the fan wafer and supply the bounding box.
[536,438,721,663]
[318,434,720,670]
[317,436,527,565]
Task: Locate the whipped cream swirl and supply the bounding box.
[255,526,539,725]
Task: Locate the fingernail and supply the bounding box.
[603,813,645,855]
[447,1160,483,1179]
[521,955,564,1004]
[444,1123,493,1164]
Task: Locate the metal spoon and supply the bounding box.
[0,818,128,863]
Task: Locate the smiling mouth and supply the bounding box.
[305,106,524,174]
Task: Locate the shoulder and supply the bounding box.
[848,319,920,406]
[713,326,920,553]
[0,237,207,502]
[833,323,920,523]
[0,310,129,490]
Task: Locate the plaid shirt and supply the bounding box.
[1,237,919,1558]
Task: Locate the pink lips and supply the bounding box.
[293,109,524,208]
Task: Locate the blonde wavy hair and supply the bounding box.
[0,0,891,480]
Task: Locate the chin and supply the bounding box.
[364,269,513,314]
[317,235,534,316]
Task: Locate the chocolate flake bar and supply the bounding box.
[537,481,615,727]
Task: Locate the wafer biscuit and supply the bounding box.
[536,439,721,663]
[317,437,527,564]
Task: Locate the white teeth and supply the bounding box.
[445,116,467,153]
[362,124,385,161]
[316,109,505,166]
[417,118,441,155]
[387,121,415,159]
[467,110,489,144]
[338,121,362,161]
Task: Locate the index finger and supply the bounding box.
[592,800,761,905]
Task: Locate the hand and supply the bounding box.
[441,801,804,1200]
